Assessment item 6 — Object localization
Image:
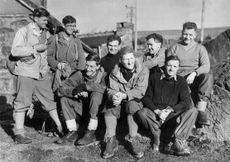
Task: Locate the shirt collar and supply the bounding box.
[160,73,177,81]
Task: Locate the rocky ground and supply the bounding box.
[1,108,230,162]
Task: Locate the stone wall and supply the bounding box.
[0,16,31,108]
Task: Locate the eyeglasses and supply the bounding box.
[65,24,76,28]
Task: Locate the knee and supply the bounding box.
[199,73,213,85]
[187,107,198,117]
[90,92,103,103]
[136,108,148,119]
[125,100,142,114]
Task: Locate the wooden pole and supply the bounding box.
[200,0,206,43]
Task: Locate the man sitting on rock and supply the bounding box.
[56,53,106,146]
[102,46,149,159]
[137,55,198,156]
[167,22,213,127]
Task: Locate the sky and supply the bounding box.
[47,0,230,34]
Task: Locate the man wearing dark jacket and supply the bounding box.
[56,53,106,146]
[137,55,198,156]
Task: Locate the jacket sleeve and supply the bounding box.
[172,78,192,113]
[141,74,158,111]
[125,67,149,101]
[58,71,83,97]
[76,38,86,70]
[47,35,59,71]
[195,45,210,75]
[107,74,120,101]
[11,27,37,57]
[86,72,107,94]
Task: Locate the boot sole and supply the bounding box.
[76,140,100,148]
[102,145,119,159]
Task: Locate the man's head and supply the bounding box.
[182,22,197,45]
[32,8,50,29]
[119,46,135,70]
[146,33,163,55]
[62,15,77,35]
[107,35,121,55]
[165,55,180,78]
[85,53,101,77]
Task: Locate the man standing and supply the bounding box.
[102,47,149,159]
[56,54,106,146]
[100,35,121,83]
[11,8,62,144]
[143,33,166,71]
[138,55,197,156]
[47,15,85,91]
[167,22,213,127]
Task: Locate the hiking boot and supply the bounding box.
[196,111,210,127]
[15,134,32,144]
[127,136,144,159]
[172,139,190,156]
[56,131,78,145]
[102,136,119,159]
[76,130,98,146]
[162,142,174,154]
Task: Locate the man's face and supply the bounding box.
[64,23,77,35]
[147,38,161,55]
[34,16,48,29]
[165,60,179,78]
[85,60,100,77]
[182,28,196,45]
[121,53,135,70]
[107,40,120,55]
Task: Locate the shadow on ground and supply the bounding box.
[1,104,230,162]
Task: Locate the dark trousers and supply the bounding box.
[189,73,213,103]
[136,107,198,145]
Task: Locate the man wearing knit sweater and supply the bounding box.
[137,55,197,156]
[167,22,213,127]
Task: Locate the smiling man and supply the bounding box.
[100,35,122,84]
[47,15,85,92]
[138,55,197,156]
[143,33,166,72]
[167,22,213,127]
[102,46,149,159]
[56,53,106,146]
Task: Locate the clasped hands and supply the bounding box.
[112,92,127,106]
[154,106,174,123]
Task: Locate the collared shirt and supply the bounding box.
[160,73,177,81]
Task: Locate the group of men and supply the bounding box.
[10,7,212,159]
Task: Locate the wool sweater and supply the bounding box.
[142,73,192,113]
[167,42,210,77]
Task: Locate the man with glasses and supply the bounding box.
[56,53,106,146]
[47,15,85,92]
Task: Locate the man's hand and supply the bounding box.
[112,92,127,106]
[57,62,67,71]
[33,44,47,53]
[159,107,173,122]
[186,71,197,84]
[154,109,162,115]
[78,91,88,98]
